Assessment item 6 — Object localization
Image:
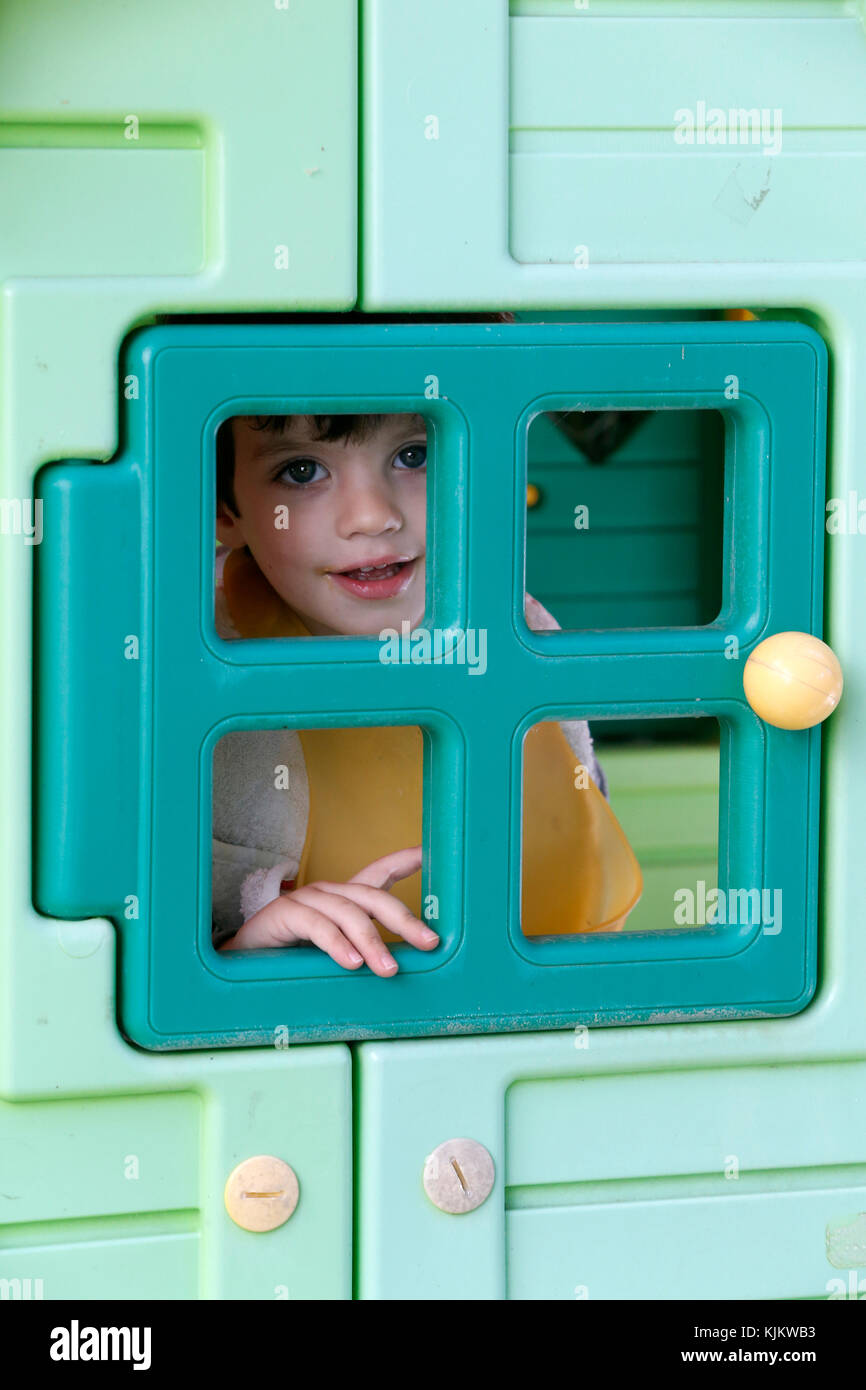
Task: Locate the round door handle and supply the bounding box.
[743,632,842,730]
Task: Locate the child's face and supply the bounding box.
[217,413,427,636]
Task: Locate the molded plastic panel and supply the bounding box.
[356,1037,866,1301]
[0,0,356,1304]
[363,0,866,306]
[0,1049,352,1299]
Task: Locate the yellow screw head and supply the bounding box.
[224,1155,299,1232]
[743,631,843,730]
[422,1138,495,1214]
[526,482,541,509]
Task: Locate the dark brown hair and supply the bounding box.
[216,311,515,514]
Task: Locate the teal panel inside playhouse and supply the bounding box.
[34,319,827,1050]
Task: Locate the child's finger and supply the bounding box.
[309,880,438,952]
[347,845,423,891]
[366,909,439,951]
[307,924,370,971]
[273,896,365,969]
[290,885,401,976]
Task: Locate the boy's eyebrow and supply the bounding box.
[373,413,427,439]
[246,432,303,460]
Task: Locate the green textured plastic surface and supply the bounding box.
[0,1055,351,1300]
[356,1037,866,1300]
[358,27,866,1302]
[363,0,866,308]
[35,319,824,1049]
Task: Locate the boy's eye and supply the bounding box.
[277,457,326,486]
[394,443,427,470]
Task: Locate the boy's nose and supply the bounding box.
[335,481,403,538]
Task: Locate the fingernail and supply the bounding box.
[348,950,363,965]
[379,955,398,973]
[422,929,438,942]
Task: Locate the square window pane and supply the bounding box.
[215,411,430,641]
[212,724,429,969]
[521,718,720,937]
[525,409,725,631]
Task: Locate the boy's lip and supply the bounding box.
[327,555,420,600]
[328,554,415,574]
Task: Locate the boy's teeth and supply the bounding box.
[346,561,404,577]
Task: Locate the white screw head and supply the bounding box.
[224,1155,299,1232]
[423,1138,495,1214]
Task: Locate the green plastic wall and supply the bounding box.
[356,0,866,1300]
[2,0,864,1299]
[1,0,356,1300]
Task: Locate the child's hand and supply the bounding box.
[217,846,438,976]
[525,591,561,632]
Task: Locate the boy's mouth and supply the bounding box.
[328,555,418,600]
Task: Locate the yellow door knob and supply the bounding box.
[743,632,842,730]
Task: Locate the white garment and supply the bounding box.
[211,551,607,944]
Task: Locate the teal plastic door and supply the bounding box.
[35,319,826,1049]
